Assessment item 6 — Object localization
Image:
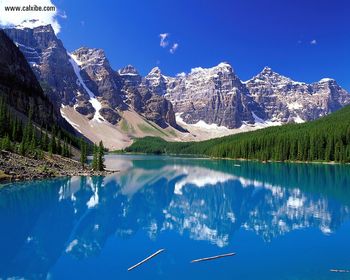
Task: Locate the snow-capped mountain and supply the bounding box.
[3,24,350,148]
[71,47,126,124]
[162,62,266,128]
[146,63,350,128]
[4,25,180,148]
[244,67,350,123]
[0,29,70,131]
[4,25,96,115]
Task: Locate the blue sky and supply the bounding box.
[3,0,350,89]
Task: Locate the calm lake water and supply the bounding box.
[1,155,350,280]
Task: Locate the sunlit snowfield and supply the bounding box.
[1,155,350,279]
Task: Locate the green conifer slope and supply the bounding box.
[126,105,350,163]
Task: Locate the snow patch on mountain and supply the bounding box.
[192,120,230,131]
[69,53,105,122]
[319,78,335,83]
[247,112,282,128]
[294,115,305,123]
[176,113,230,132]
[288,102,303,110]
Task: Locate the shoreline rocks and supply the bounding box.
[0,150,117,184]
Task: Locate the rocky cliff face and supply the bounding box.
[145,63,350,128]
[0,30,70,130]
[4,24,350,140]
[4,25,94,117]
[162,63,266,128]
[4,26,179,130]
[70,47,126,124]
[244,67,350,123]
[118,65,178,128]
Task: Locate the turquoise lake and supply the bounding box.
[1,155,350,279]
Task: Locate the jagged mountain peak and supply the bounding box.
[72,47,108,67]
[190,61,234,75]
[13,22,55,34]
[261,66,274,74]
[248,67,306,86]
[145,66,168,96]
[217,61,232,68]
[148,66,162,76]
[258,66,284,78]
[32,24,55,33]
[118,65,140,76]
[318,78,336,84]
[74,46,105,56]
[5,24,59,50]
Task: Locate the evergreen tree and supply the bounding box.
[19,137,26,156]
[48,135,55,156]
[0,98,8,137]
[56,132,62,156]
[29,129,36,152]
[92,144,98,170]
[42,130,49,151]
[1,135,12,151]
[80,139,87,169]
[126,105,350,163]
[97,141,105,171]
[69,140,72,158]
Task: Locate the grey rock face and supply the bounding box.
[162,63,266,128]
[245,67,350,123]
[146,64,350,128]
[71,47,126,124]
[4,25,94,116]
[0,30,72,131]
[145,67,168,96]
[5,25,349,133]
[118,69,178,128]
[5,25,179,129]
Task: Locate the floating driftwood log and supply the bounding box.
[191,252,236,263]
[128,249,165,271]
[330,269,350,273]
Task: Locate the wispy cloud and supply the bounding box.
[159,33,169,48]
[170,43,179,54]
[310,39,317,45]
[0,0,64,34]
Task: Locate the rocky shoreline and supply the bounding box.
[0,150,117,184]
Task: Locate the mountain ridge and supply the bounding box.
[3,24,350,149]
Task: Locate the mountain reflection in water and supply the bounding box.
[1,155,350,279]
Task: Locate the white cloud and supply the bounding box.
[159,33,169,47]
[310,39,317,45]
[170,43,179,54]
[0,0,64,34]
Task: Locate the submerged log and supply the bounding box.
[128,249,165,271]
[191,252,236,263]
[330,269,350,273]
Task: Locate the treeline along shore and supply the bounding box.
[125,105,350,163]
[0,98,114,183]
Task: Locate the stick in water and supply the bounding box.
[128,249,165,271]
[191,252,236,263]
[330,269,350,273]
